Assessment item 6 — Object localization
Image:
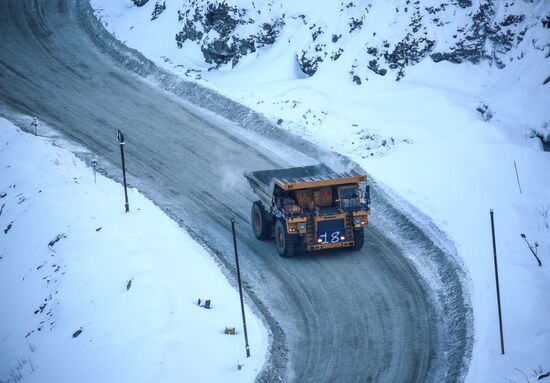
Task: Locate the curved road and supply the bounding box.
[0,1,469,382]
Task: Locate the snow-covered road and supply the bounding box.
[0,1,471,382]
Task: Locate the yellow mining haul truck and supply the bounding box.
[244,164,370,257]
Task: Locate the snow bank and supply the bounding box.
[0,118,267,383]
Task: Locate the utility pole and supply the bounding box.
[490,209,505,355]
[117,130,129,213]
[231,218,250,358]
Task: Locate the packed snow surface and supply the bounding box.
[0,118,267,383]
[92,1,550,382]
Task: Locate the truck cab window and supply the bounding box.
[339,186,360,208]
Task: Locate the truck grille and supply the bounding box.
[317,219,345,232]
[316,219,346,245]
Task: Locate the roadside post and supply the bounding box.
[31,117,38,135]
[490,209,505,355]
[117,130,130,213]
[231,218,251,358]
[92,159,98,184]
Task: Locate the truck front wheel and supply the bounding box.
[251,201,272,240]
[275,219,297,258]
[352,228,365,251]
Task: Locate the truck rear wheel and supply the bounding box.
[275,219,297,258]
[251,201,272,240]
[352,228,365,251]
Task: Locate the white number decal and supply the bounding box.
[320,231,340,244]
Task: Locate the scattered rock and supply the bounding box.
[476,103,494,121]
[349,17,363,33]
[132,0,149,7]
[34,303,46,315]
[4,221,13,234]
[298,49,325,76]
[367,58,387,76]
[151,1,166,21]
[48,233,66,250]
[72,328,83,338]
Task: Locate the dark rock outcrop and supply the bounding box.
[175,1,283,67]
[151,2,166,21]
[132,0,149,7]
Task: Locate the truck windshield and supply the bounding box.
[339,187,360,208]
[340,187,358,199]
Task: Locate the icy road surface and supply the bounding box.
[0,1,471,382]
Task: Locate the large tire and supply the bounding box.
[275,219,297,258]
[352,228,365,251]
[251,201,272,240]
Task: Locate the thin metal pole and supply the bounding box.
[513,161,522,194]
[120,143,129,212]
[490,209,505,355]
[231,218,250,357]
[118,130,129,213]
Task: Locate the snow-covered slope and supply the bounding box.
[94,0,549,149]
[91,1,549,382]
[0,118,267,383]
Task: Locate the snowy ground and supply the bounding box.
[91,1,550,382]
[0,118,267,383]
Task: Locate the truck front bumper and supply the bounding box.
[308,241,355,251]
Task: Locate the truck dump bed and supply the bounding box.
[244,164,366,204]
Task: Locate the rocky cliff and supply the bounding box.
[155,0,550,83]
